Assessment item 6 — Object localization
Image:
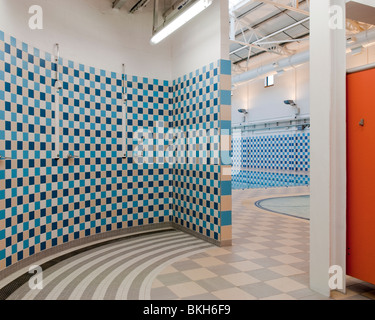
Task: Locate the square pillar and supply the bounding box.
[310,0,347,296]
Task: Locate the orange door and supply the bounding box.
[347,67,375,285]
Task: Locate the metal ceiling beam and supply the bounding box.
[230,39,284,55]
[233,1,310,40]
[233,32,309,64]
[229,0,311,64]
[112,0,128,9]
[253,16,310,44]
[258,0,310,16]
[232,26,375,85]
[130,0,151,13]
[230,16,308,57]
[231,0,309,16]
[230,15,367,63]
[230,0,256,13]
[256,38,309,45]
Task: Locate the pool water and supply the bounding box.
[255,195,310,220]
[232,170,310,190]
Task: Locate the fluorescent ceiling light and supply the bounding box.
[150,0,213,45]
[351,46,363,55]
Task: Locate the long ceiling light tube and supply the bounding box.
[150,0,213,44]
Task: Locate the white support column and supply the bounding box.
[310,0,347,296]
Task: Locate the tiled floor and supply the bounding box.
[150,186,375,300]
[5,230,213,300]
[3,186,375,300]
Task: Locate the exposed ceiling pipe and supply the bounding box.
[232,50,309,85]
[232,27,375,86]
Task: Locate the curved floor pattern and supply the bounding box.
[255,195,310,220]
[5,230,213,300]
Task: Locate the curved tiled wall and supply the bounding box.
[0,31,232,274]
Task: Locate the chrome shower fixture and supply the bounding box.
[284,100,296,107]
[67,152,78,159]
[54,43,63,90]
[238,109,248,114]
[238,108,248,123]
[284,100,300,117]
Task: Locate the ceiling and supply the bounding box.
[229,0,375,72]
[346,1,375,25]
[229,0,310,66]
[112,0,375,71]
[112,0,153,13]
[113,0,311,67]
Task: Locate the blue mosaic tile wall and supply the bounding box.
[232,170,310,189]
[0,31,171,270]
[0,30,230,271]
[170,61,221,241]
[232,133,310,172]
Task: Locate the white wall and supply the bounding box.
[0,0,172,80]
[232,63,310,126]
[170,0,229,79]
[0,0,231,81]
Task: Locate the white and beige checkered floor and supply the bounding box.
[4,187,375,300]
[150,187,375,300]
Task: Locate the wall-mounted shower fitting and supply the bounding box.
[0,155,11,160]
[238,108,248,123]
[67,152,78,160]
[54,43,63,90]
[53,43,62,161]
[55,80,63,90]
[284,100,300,119]
[122,63,127,160]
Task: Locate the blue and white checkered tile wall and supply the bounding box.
[0,30,230,271]
[0,31,171,270]
[232,170,310,190]
[232,133,310,172]
[170,61,221,241]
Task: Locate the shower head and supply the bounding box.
[284,100,296,107]
[54,80,63,90]
[238,109,248,114]
[284,100,300,117]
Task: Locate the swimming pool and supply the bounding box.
[232,169,310,190]
[255,195,310,220]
